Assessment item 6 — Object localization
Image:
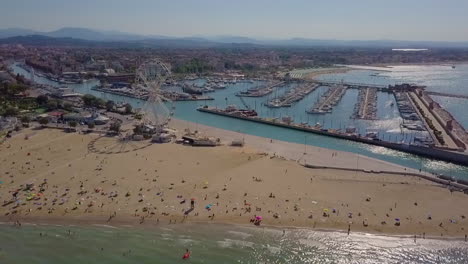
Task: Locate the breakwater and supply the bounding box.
[198,107,468,167]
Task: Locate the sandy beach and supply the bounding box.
[1,123,468,239]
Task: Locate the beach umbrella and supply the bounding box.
[256,216,263,220]
[191,198,196,201]
[395,218,400,222]
[323,208,329,212]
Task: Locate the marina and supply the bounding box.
[265,83,320,108]
[8,63,468,178]
[353,87,378,120]
[236,81,285,97]
[306,85,347,114]
[92,85,214,101]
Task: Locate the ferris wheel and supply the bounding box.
[135,59,174,132]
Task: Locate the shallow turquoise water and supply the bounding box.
[1,223,468,264]
[10,63,468,179]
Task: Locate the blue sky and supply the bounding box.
[1,0,467,41]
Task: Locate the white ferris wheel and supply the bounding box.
[135,59,174,131]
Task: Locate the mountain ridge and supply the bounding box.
[1,27,468,48]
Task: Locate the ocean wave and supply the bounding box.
[92,224,119,229]
[227,230,253,239]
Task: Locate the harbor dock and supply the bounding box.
[306,85,347,114]
[265,83,319,108]
[236,81,285,97]
[91,86,214,101]
[353,88,378,120]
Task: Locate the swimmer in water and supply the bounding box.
[182,248,191,260]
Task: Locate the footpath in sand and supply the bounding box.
[1,126,468,238]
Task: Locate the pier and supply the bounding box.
[306,85,347,114]
[353,88,378,120]
[236,81,285,97]
[425,91,468,100]
[265,83,319,108]
[314,81,389,91]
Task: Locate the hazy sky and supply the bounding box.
[1,0,468,41]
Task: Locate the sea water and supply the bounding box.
[10,63,468,179]
[1,223,468,264]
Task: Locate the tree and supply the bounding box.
[68,121,78,128]
[36,95,49,105]
[0,83,27,99]
[20,115,31,124]
[106,100,115,111]
[82,94,105,108]
[87,122,95,129]
[124,103,133,114]
[82,94,97,107]
[38,117,49,126]
[46,100,59,110]
[109,122,121,133]
[63,102,73,111]
[4,107,19,117]
[95,98,106,108]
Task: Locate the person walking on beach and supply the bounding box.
[191,198,195,209]
[347,224,351,235]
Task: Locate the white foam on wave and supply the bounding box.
[217,239,254,249]
[298,238,326,250]
[92,224,119,229]
[177,238,196,245]
[227,230,253,239]
[266,244,281,254]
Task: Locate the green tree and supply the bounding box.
[63,102,73,111]
[36,95,49,105]
[0,83,27,99]
[4,106,19,117]
[124,103,133,114]
[109,122,121,133]
[95,98,106,108]
[20,115,31,124]
[68,121,78,128]
[82,94,97,107]
[46,100,59,111]
[87,122,95,129]
[106,100,115,111]
[38,117,49,126]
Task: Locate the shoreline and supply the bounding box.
[2,215,467,242]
